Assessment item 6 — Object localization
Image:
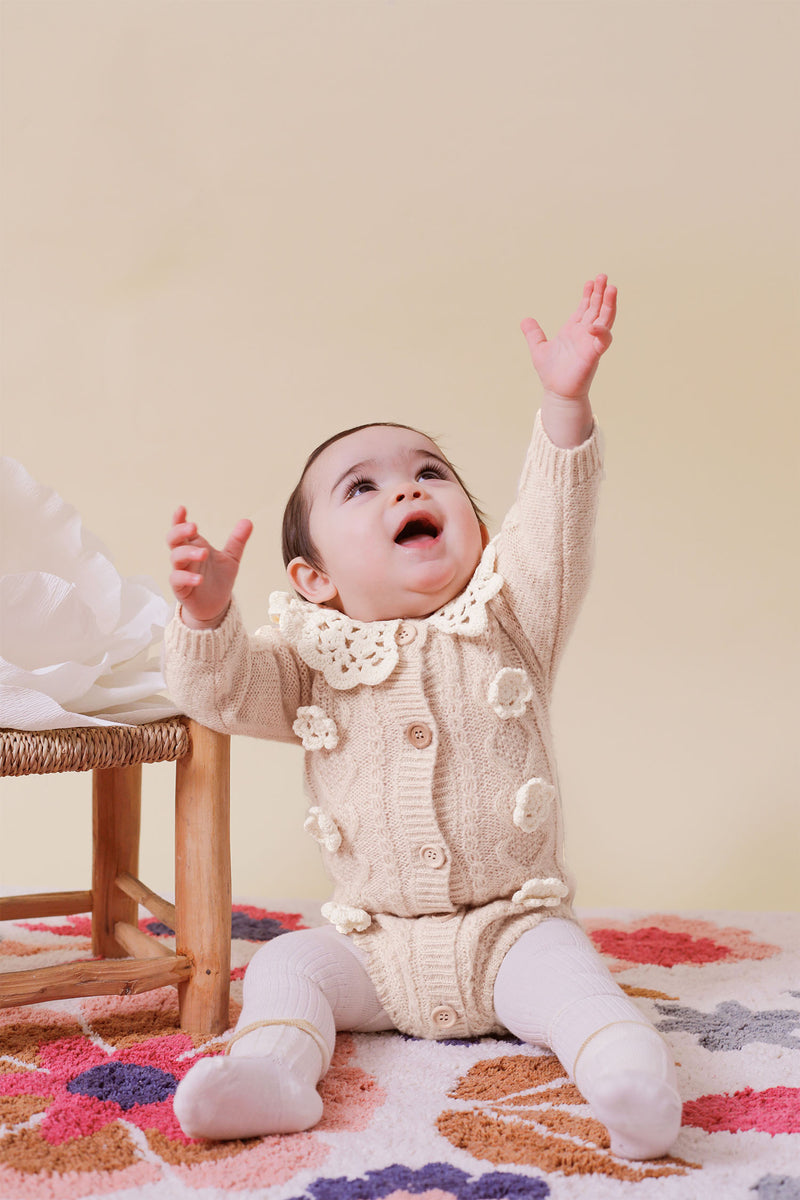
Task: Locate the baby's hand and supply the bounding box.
[167,506,253,629]
[521,274,617,403]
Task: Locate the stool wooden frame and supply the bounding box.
[0,718,231,1035]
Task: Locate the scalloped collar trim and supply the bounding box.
[268,540,503,690]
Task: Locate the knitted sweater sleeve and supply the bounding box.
[495,410,604,689]
[163,599,309,743]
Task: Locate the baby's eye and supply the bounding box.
[344,476,375,500]
[417,463,448,481]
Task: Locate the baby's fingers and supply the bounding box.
[592,281,617,333]
[573,277,596,321]
[170,568,204,598]
[170,543,207,572]
[585,274,609,322]
[167,517,199,549]
[222,518,253,563]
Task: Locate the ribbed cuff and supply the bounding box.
[529,409,604,487]
[164,598,244,665]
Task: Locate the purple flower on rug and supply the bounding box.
[399,1032,523,1048]
[142,904,309,941]
[0,1027,195,1145]
[287,1162,550,1200]
[18,904,307,943]
[0,999,387,1198]
[751,1176,800,1200]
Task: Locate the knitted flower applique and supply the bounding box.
[304,806,343,853]
[292,705,339,750]
[321,902,372,935]
[512,877,570,909]
[488,667,533,719]
[512,777,556,832]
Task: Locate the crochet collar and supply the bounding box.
[267,540,503,690]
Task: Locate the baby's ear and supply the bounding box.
[287,557,339,605]
[479,522,491,549]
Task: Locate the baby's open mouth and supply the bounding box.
[394,517,440,546]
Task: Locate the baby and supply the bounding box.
[164,276,682,1160]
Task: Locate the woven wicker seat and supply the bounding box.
[0,717,231,1035]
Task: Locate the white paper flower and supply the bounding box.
[0,458,178,729]
[292,705,339,750]
[320,902,372,935]
[512,777,556,832]
[488,667,533,719]
[304,806,343,852]
[511,877,570,909]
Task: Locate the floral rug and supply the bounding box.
[1,903,798,1199]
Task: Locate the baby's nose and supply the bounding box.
[394,483,424,503]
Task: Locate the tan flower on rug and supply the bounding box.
[436,1052,699,1183]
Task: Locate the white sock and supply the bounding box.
[574,1022,682,1160]
[494,918,682,1160]
[173,927,390,1141]
[173,1048,324,1140]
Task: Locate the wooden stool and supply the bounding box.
[0,718,231,1035]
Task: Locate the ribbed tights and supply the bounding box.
[173,918,681,1158]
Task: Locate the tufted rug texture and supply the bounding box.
[1,903,798,1200]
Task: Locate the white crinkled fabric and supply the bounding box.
[0,457,180,729]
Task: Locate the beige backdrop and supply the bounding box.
[2,0,798,913]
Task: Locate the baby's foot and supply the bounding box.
[589,1070,683,1160]
[173,1055,324,1140]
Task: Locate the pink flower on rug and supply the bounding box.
[0,994,386,1197]
[582,915,781,970]
[0,1025,198,1146]
[683,1087,800,1135]
[17,912,93,941]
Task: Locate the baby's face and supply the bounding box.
[287,425,487,622]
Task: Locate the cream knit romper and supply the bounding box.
[164,413,604,1040]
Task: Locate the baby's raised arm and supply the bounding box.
[521,274,617,448]
[167,506,253,630]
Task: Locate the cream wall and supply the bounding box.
[2,0,797,912]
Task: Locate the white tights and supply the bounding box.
[173,919,681,1158]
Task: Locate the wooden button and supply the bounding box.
[407,723,432,749]
[420,844,447,868]
[431,1005,458,1029]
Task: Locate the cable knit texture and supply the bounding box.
[164,412,603,1039]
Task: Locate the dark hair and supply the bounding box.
[281,422,485,571]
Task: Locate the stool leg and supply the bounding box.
[92,764,142,957]
[175,719,231,1036]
